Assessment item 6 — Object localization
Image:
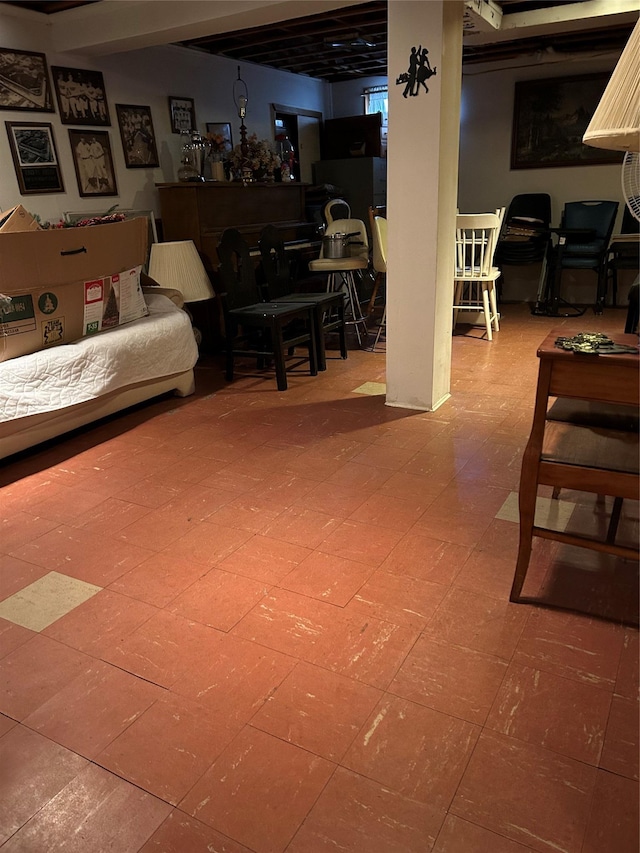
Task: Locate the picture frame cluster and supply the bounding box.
[0,43,240,198]
[0,46,163,198]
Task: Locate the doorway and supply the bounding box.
[271,103,322,184]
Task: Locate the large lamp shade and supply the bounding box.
[583,19,640,153]
[148,240,215,302]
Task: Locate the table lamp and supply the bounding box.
[148,240,215,303]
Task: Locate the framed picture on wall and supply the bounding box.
[205,122,233,154]
[115,104,159,168]
[168,96,195,133]
[51,65,110,126]
[511,72,624,169]
[0,47,54,111]
[5,121,64,194]
[69,129,118,197]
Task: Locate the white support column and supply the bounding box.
[386,0,463,411]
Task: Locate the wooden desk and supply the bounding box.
[511,330,639,608]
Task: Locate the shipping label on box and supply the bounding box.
[82,267,146,335]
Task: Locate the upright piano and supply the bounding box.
[155,181,322,350]
[156,181,320,274]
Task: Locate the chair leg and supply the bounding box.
[595,268,606,314]
[373,304,386,348]
[489,283,500,332]
[367,271,384,315]
[511,465,538,602]
[337,301,348,359]
[308,318,318,377]
[453,281,461,330]
[225,320,236,382]
[312,307,327,371]
[625,284,639,333]
[606,496,624,544]
[482,286,493,341]
[342,272,367,347]
[272,323,288,391]
[226,347,235,382]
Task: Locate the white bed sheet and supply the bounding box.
[0,293,199,423]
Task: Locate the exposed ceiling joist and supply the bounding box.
[1,0,636,82]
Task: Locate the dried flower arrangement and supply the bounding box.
[229,134,281,177]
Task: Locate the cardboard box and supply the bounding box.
[0,217,149,362]
[0,205,42,233]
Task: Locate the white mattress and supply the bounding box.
[0,293,199,423]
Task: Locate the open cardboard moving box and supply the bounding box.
[0,216,148,362]
[0,204,43,234]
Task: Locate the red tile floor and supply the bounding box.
[0,304,638,852]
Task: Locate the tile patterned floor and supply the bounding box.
[0,305,638,852]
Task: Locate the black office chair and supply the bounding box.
[217,228,317,391]
[546,200,619,314]
[258,224,347,371]
[607,206,639,308]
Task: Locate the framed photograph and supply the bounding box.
[5,121,64,194]
[168,96,195,134]
[115,104,159,168]
[51,65,110,126]
[0,47,54,111]
[511,72,624,169]
[69,129,118,197]
[205,122,233,154]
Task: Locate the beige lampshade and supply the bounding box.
[583,19,640,153]
[148,240,215,302]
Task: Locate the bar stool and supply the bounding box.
[309,218,369,347]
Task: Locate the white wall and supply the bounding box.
[0,7,330,226]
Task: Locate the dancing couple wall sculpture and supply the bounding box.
[396,45,437,97]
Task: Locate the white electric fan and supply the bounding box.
[621,151,640,222]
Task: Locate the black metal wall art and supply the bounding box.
[396,45,437,98]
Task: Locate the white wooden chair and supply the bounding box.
[453,208,505,341]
